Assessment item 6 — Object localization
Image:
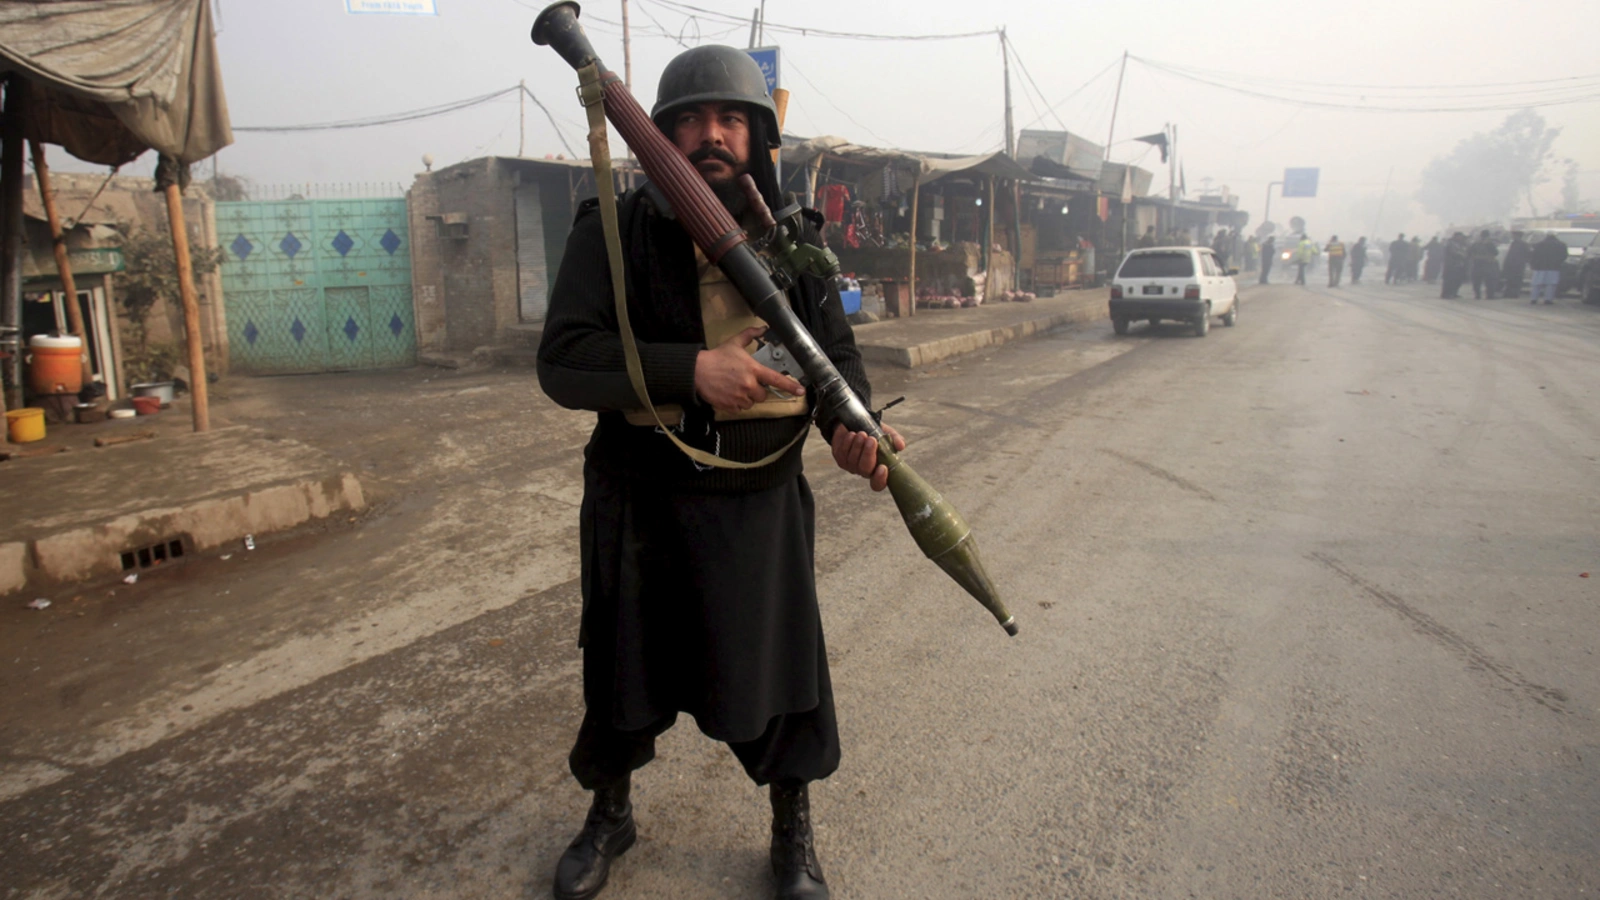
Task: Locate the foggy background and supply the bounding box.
[49,0,1600,242]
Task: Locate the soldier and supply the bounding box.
[1325,234,1347,286]
[1501,231,1530,298]
[1441,232,1470,299]
[1294,234,1316,285]
[1385,234,1408,285]
[1259,235,1276,284]
[538,44,902,900]
[1349,237,1368,284]
[1468,230,1500,299]
[1529,232,1567,305]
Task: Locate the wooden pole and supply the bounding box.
[163,182,210,432]
[621,0,633,90]
[1104,50,1127,159]
[983,174,995,300]
[907,172,920,318]
[518,79,526,157]
[30,141,92,385]
[1,76,26,415]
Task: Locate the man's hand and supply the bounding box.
[831,423,905,492]
[694,325,805,415]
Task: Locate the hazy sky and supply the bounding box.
[52,0,1600,240]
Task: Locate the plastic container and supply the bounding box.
[75,403,107,424]
[131,396,162,416]
[131,381,176,406]
[26,334,84,396]
[6,408,45,443]
[109,409,137,420]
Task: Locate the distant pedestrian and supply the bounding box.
[1244,236,1259,272]
[1468,230,1500,299]
[1441,232,1470,298]
[1501,231,1530,298]
[1385,234,1408,284]
[1349,237,1368,284]
[1259,236,1276,284]
[1294,236,1315,285]
[1212,228,1232,268]
[1138,226,1157,248]
[1422,237,1442,283]
[1408,236,1423,282]
[1325,235,1347,286]
[1529,232,1566,305]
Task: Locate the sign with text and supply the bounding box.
[1282,167,1320,198]
[745,47,780,95]
[345,0,438,15]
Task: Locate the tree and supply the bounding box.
[1416,109,1560,224]
[113,219,224,351]
[1561,160,1580,212]
[210,172,251,201]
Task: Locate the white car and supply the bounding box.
[1109,246,1240,337]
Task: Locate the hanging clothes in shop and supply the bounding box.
[819,184,851,224]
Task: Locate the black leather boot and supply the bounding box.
[770,780,829,900]
[553,776,636,900]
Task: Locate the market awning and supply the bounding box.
[0,0,232,165]
[782,135,1035,184]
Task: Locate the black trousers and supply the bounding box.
[1295,263,1307,285]
[569,697,841,790]
[1502,265,1525,297]
[1259,259,1273,284]
[1350,261,1364,282]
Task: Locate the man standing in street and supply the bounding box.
[1529,232,1566,305]
[538,44,901,900]
[1469,230,1500,299]
[1138,225,1157,248]
[1501,231,1530,299]
[1212,228,1232,268]
[1294,235,1316,285]
[1385,234,1408,284]
[1325,234,1347,286]
[1259,235,1275,284]
[1349,236,1368,284]
[1422,236,1442,283]
[1441,232,1470,299]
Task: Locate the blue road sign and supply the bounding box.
[745,47,780,95]
[1282,168,1320,198]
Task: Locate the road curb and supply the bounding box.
[854,293,1105,368]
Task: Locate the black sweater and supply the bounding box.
[538,186,871,493]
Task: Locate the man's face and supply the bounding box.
[672,102,751,186]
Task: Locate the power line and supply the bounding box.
[1133,57,1600,113]
[1003,35,1067,132]
[781,49,895,146]
[649,0,997,41]
[235,87,520,132]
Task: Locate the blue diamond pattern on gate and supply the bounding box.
[389,313,404,336]
[344,317,360,342]
[290,317,307,343]
[332,230,354,257]
[379,229,401,256]
[280,232,303,258]
[231,234,254,260]
[243,320,259,345]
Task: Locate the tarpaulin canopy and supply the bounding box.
[782,135,1035,185]
[0,0,231,165]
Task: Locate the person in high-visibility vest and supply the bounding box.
[1325,235,1347,287]
[1294,236,1317,285]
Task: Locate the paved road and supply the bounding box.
[3,281,1597,898]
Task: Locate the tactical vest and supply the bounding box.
[624,247,809,427]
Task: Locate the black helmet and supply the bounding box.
[651,45,780,148]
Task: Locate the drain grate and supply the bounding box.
[120,538,186,571]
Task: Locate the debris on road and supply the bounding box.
[123,573,138,584]
[244,535,256,551]
[25,598,50,610]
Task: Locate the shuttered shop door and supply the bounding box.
[515,183,549,322]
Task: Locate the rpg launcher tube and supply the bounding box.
[532,0,1017,636]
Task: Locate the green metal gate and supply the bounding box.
[217,198,415,374]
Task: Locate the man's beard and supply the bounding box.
[689,146,748,216]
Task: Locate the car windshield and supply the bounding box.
[1555,231,1597,250]
[1119,252,1194,278]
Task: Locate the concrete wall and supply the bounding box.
[407,158,520,355]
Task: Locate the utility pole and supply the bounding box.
[748,7,759,48]
[758,0,766,45]
[518,79,526,157]
[1104,50,1128,159]
[1000,29,1014,157]
[621,0,632,90]
[1168,123,1176,201]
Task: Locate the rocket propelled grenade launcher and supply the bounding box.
[532,1,1017,636]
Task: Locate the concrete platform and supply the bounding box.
[0,425,364,596]
[851,290,1105,367]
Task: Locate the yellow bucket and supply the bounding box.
[6,408,46,443]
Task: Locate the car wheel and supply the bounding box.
[1222,297,1238,326]
[1194,306,1211,337]
[1584,270,1600,306]
[1112,317,1129,335]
